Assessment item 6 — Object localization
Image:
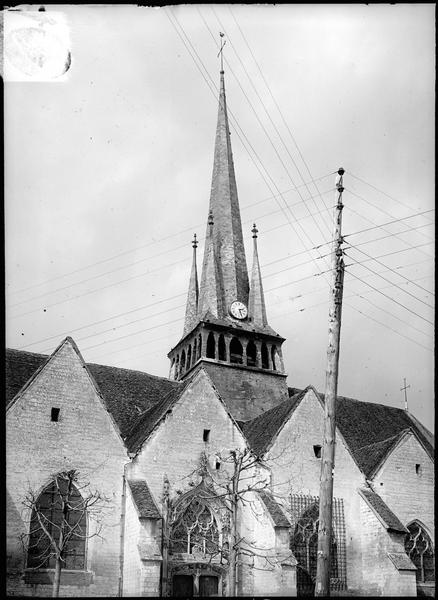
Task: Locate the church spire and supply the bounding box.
[248,224,268,327]
[197,211,222,319]
[198,69,249,318]
[183,234,199,335]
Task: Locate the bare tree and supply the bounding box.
[162,448,294,597]
[20,469,110,597]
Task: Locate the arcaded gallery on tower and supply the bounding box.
[6,66,434,597]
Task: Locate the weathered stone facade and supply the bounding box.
[6,68,434,598]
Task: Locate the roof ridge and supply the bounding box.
[355,429,408,451]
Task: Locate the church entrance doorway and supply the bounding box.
[199,575,219,596]
[173,575,193,597]
[172,573,219,597]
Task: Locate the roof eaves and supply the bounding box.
[358,487,408,533]
[258,490,290,528]
[126,382,189,455]
[127,479,161,520]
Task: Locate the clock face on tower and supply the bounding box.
[229,301,248,320]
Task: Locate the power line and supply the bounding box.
[346,269,433,325]
[7,175,334,300]
[345,252,433,309]
[165,8,332,284]
[345,302,433,353]
[349,171,435,221]
[346,188,434,248]
[228,6,332,238]
[344,209,434,239]
[346,243,434,296]
[355,294,432,340]
[206,5,333,241]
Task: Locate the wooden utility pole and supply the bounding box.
[315,168,345,597]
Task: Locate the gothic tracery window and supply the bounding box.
[171,498,219,557]
[405,522,435,583]
[291,504,338,586]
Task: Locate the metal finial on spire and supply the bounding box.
[192,233,198,249]
[400,377,410,411]
[217,32,226,73]
[252,223,258,238]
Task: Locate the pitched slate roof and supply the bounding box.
[258,490,290,527]
[358,488,408,533]
[125,380,190,454]
[6,347,181,440]
[127,479,161,519]
[241,388,308,455]
[6,349,48,406]
[334,394,434,477]
[243,386,434,479]
[86,361,180,439]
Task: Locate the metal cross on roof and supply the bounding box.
[400,377,410,411]
[217,31,226,72]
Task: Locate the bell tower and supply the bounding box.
[168,69,288,421]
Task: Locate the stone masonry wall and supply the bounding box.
[373,433,434,537]
[359,495,417,596]
[6,340,128,597]
[128,369,292,596]
[266,388,366,594]
[202,361,289,420]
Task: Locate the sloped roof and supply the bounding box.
[358,488,408,533]
[334,394,434,476]
[127,479,161,519]
[125,381,189,454]
[5,348,181,440]
[86,361,180,439]
[243,386,434,479]
[258,490,290,527]
[6,349,48,406]
[241,388,308,455]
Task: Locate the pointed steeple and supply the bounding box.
[183,234,199,335]
[198,211,223,318]
[198,70,249,318]
[248,224,268,327]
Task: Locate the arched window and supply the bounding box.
[181,350,186,375]
[175,355,180,380]
[261,342,269,369]
[405,522,435,583]
[229,337,243,364]
[198,334,202,359]
[192,339,197,366]
[271,345,277,371]
[246,341,257,367]
[186,346,192,370]
[27,476,87,570]
[291,503,338,593]
[218,335,226,361]
[171,498,219,557]
[206,332,216,359]
[169,358,176,380]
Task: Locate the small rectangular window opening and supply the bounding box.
[51,407,60,422]
[215,459,221,470]
[203,429,210,443]
[415,463,422,475]
[313,444,322,458]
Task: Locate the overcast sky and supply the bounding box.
[5,4,434,430]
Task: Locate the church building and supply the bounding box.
[6,69,434,597]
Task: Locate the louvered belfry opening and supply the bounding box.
[290,494,347,595]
